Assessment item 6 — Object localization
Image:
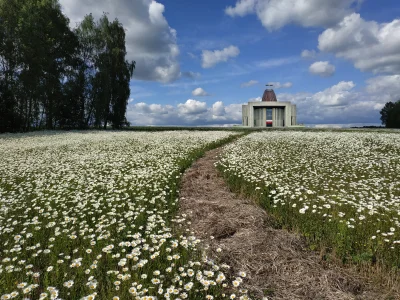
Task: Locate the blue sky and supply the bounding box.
[60,0,400,126]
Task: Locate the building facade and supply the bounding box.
[242,87,297,127]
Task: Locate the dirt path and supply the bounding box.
[179,147,397,300]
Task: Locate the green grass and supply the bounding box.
[0,131,248,300]
[216,131,400,270]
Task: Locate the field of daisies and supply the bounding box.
[0,131,250,300]
[217,131,400,268]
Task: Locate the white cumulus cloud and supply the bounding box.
[366,75,400,94]
[225,0,360,30]
[192,87,210,97]
[277,82,376,124]
[225,0,256,17]
[177,99,208,115]
[135,102,174,115]
[312,81,356,106]
[365,75,400,103]
[267,82,293,89]
[280,76,399,123]
[212,101,227,116]
[309,61,336,77]
[59,0,180,83]
[201,46,240,68]
[248,97,262,102]
[126,100,243,126]
[318,13,400,74]
[301,49,317,59]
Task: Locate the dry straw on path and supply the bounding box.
[178,147,398,300]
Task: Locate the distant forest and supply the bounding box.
[0,0,135,133]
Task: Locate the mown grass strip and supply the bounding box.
[216,131,400,280]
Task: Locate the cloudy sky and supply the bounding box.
[59,0,400,126]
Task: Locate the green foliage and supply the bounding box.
[90,14,135,129]
[0,131,245,299]
[0,0,78,132]
[0,0,135,133]
[380,100,400,128]
[217,131,400,270]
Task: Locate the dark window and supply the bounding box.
[266,108,273,120]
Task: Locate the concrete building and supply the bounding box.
[242,85,297,127]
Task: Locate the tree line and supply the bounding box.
[0,0,135,133]
[380,100,400,128]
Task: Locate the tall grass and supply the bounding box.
[0,131,248,300]
[216,131,400,269]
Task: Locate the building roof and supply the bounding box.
[262,89,277,102]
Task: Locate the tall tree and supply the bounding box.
[0,0,24,132]
[380,102,395,127]
[71,14,100,128]
[380,101,400,128]
[1,2,135,132]
[93,14,135,129]
[0,0,78,132]
[74,14,135,129]
[21,0,78,130]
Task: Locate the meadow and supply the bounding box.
[217,131,400,270]
[0,131,249,300]
[2,128,400,299]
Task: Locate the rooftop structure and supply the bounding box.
[242,84,297,127]
[262,84,278,102]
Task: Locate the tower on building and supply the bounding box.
[242,84,297,127]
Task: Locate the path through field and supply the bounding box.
[179,147,396,300]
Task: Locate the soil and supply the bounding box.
[178,147,399,300]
